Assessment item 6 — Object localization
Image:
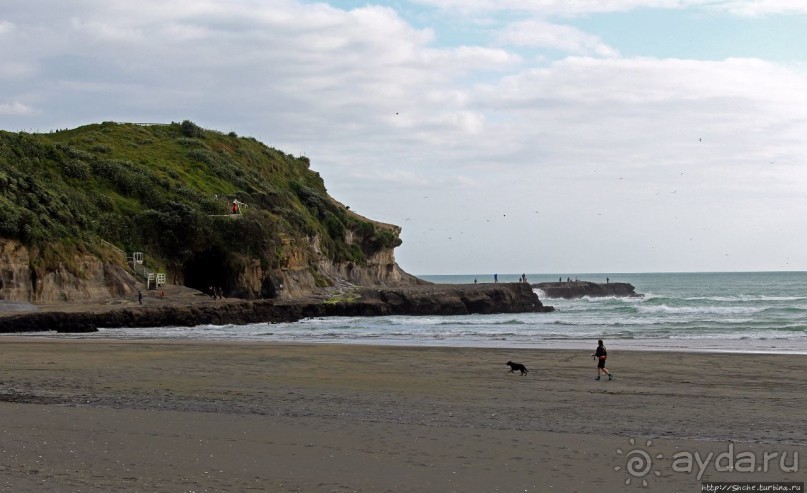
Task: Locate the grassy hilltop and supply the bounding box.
[0,121,401,297]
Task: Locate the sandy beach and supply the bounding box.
[0,340,804,492]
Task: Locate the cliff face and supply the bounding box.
[212,226,424,301]
[0,226,418,305]
[314,227,425,290]
[217,238,421,301]
[0,240,32,302]
[0,239,137,304]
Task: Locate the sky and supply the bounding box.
[2,1,807,275]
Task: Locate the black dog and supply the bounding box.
[506,361,529,375]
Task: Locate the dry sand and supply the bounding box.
[0,340,805,492]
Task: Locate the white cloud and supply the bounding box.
[70,17,145,43]
[0,62,35,79]
[1,0,807,272]
[0,101,34,115]
[410,0,689,15]
[475,56,807,169]
[352,168,431,187]
[492,56,807,105]
[499,20,619,57]
[0,20,15,34]
[410,0,807,16]
[715,0,807,16]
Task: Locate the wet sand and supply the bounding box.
[0,340,804,492]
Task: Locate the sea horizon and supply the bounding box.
[417,270,807,282]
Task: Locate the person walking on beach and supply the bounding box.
[592,339,612,380]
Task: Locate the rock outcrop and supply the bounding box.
[0,228,420,306]
[0,239,137,304]
[533,281,641,299]
[325,283,554,317]
[259,230,426,301]
[0,240,32,302]
[0,283,554,333]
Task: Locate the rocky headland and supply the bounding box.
[0,283,553,333]
[0,122,557,333]
[533,281,641,299]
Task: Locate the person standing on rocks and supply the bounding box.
[138,290,143,305]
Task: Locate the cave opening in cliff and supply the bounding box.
[183,248,231,297]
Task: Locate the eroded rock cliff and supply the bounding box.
[0,227,418,305]
[0,239,137,304]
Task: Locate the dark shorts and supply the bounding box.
[597,357,606,368]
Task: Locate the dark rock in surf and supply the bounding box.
[533,281,642,299]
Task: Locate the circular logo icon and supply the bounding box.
[614,438,663,487]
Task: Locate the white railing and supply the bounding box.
[99,239,125,259]
[126,252,166,289]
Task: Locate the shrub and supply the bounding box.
[65,147,94,161]
[186,148,216,165]
[181,120,205,139]
[91,144,112,153]
[63,159,91,180]
[175,137,209,149]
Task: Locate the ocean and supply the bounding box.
[37,271,807,354]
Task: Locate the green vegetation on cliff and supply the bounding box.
[0,121,401,292]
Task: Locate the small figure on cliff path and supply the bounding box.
[137,290,142,305]
[592,339,612,381]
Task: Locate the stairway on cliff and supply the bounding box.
[125,251,166,290]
